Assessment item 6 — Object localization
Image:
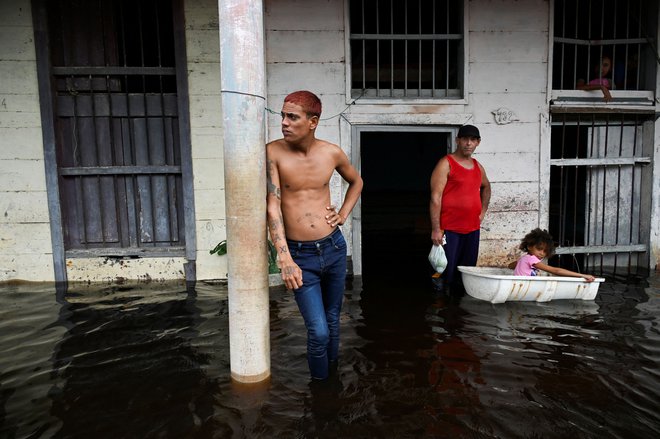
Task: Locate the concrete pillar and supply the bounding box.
[218,0,270,382]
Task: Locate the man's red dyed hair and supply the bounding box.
[284,90,322,118]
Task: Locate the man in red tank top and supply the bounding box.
[429,124,491,292]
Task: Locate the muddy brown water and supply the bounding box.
[1,272,659,438]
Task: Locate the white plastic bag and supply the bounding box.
[428,244,448,274]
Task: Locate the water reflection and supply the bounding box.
[0,275,658,438]
[49,284,222,438]
[423,293,486,437]
[0,284,66,438]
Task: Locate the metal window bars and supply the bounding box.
[349,0,462,98]
[553,0,656,92]
[549,112,652,278]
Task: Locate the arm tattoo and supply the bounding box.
[266,159,281,199]
[283,266,296,276]
[268,218,283,230]
[267,181,281,199]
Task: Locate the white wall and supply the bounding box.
[1,0,656,282]
[0,0,229,283]
[185,0,228,280]
[265,0,552,270]
[0,0,55,282]
[467,0,550,266]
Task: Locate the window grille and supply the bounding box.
[553,0,658,92]
[349,0,463,99]
[549,112,652,277]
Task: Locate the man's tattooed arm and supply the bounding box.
[266,159,281,200]
[268,215,288,256]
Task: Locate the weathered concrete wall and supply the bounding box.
[0,0,228,283]
[0,0,55,282]
[185,0,228,280]
[265,0,551,270]
[467,0,550,266]
[2,0,656,281]
[65,258,188,284]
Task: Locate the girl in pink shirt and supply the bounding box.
[577,55,613,102]
[514,228,595,282]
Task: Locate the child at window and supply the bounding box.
[514,228,596,282]
[577,55,613,102]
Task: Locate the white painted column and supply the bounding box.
[218,0,270,382]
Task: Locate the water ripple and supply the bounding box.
[0,275,658,438]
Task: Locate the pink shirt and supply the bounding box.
[514,254,541,276]
[588,78,610,88]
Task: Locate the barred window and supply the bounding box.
[349,0,463,99]
[549,112,652,275]
[553,0,658,92]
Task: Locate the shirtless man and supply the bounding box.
[266,90,363,380]
[430,124,490,293]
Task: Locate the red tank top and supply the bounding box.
[440,155,483,233]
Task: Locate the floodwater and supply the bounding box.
[1,272,659,438]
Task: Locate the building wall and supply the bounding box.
[0,0,55,282]
[467,0,550,266]
[265,0,551,270]
[0,0,229,283]
[1,0,656,282]
[185,0,228,281]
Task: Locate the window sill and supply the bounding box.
[550,90,656,113]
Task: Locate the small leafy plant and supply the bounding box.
[210,240,280,274]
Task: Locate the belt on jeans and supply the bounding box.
[287,227,341,249]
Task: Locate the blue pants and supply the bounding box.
[288,228,347,380]
[443,230,480,286]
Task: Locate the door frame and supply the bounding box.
[349,123,459,275]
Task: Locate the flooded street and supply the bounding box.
[1,273,659,438]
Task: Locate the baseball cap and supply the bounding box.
[457,124,481,139]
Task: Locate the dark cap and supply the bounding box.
[457,124,481,139]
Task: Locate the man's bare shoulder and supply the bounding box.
[315,139,345,159]
[430,156,450,181]
[314,138,338,148]
[266,138,287,154]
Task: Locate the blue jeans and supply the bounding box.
[288,228,347,380]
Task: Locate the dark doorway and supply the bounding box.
[360,130,450,286]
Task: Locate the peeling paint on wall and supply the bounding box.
[65,258,188,284]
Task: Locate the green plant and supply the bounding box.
[209,240,227,256]
[210,240,280,274]
[266,240,279,274]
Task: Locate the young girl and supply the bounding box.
[577,55,613,102]
[514,228,595,282]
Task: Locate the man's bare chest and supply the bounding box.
[278,161,334,192]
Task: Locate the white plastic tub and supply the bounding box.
[458,266,605,303]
